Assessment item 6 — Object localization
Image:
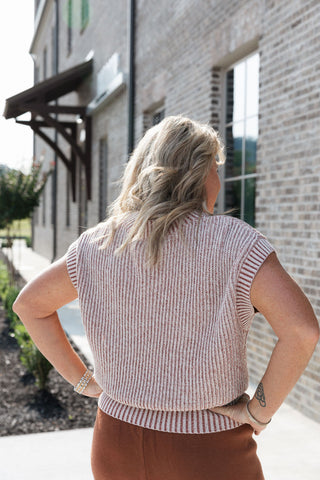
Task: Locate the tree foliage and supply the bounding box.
[0,163,51,230]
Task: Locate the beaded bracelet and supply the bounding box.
[74,369,94,394]
[246,401,272,427]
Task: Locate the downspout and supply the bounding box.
[51,0,59,262]
[127,0,136,157]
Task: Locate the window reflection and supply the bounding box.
[224,52,259,226]
[226,123,243,178]
[233,62,245,122]
[246,54,259,118]
[244,177,256,226]
[225,180,241,218]
[245,117,258,175]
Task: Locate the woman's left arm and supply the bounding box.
[12,255,102,398]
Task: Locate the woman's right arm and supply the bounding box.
[210,252,319,433]
[247,252,319,427]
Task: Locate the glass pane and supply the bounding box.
[226,70,234,125]
[246,53,259,118]
[225,122,243,178]
[225,180,241,218]
[245,116,258,175]
[244,177,256,226]
[233,62,245,122]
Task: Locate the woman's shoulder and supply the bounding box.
[210,214,261,236]
[209,215,270,252]
[75,221,111,249]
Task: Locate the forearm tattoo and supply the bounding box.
[255,382,266,407]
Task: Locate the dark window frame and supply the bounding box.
[98,138,108,222]
[67,0,73,55]
[80,0,89,32]
[43,47,47,80]
[143,103,165,134]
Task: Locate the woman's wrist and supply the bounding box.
[246,399,272,427]
[73,368,94,394]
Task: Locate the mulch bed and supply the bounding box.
[0,302,98,437]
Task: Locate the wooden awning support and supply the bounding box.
[3,59,93,201]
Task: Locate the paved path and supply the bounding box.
[1,240,320,479]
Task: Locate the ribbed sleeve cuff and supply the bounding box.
[66,240,78,289]
[237,236,275,329]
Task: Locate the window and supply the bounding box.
[43,47,47,80]
[67,0,73,55]
[51,26,56,75]
[222,53,259,226]
[81,0,89,31]
[143,104,165,133]
[152,107,165,125]
[66,170,71,227]
[34,64,40,84]
[42,186,46,226]
[78,161,88,234]
[99,139,108,221]
[51,171,55,226]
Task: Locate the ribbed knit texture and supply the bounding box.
[66,211,274,434]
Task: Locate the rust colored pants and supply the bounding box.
[91,407,265,480]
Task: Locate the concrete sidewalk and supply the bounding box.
[1,240,320,479]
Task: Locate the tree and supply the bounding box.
[0,163,52,281]
[0,163,51,231]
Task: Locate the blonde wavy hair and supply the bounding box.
[99,115,225,266]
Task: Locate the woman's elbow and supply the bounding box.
[12,295,23,316]
[296,321,320,354]
[307,323,320,349]
[12,291,30,316]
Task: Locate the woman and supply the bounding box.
[13,115,319,479]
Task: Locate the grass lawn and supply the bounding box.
[0,218,31,238]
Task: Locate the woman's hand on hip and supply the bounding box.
[208,394,267,435]
[81,376,103,398]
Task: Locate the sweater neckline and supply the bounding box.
[123,209,213,236]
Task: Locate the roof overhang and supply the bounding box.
[3,58,93,201]
[3,58,93,119]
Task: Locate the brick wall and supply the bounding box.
[249,0,320,421]
[136,0,320,421]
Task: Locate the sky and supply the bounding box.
[0,1,34,172]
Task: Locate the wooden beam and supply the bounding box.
[16,119,77,129]
[30,108,85,165]
[19,103,87,116]
[32,126,71,171]
[15,105,91,201]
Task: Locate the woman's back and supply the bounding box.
[12,115,319,478]
[67,210,274,433]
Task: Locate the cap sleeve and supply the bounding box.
[236,235,275,329]
[66,239,79,289]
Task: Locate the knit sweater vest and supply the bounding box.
[66,211,275,434]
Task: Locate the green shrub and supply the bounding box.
[12,322,53,390]
[4,286,20,327]
[0,260,9,300]
[25,236,32,248]
[0,260,53,390]
[0,239,13,248]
